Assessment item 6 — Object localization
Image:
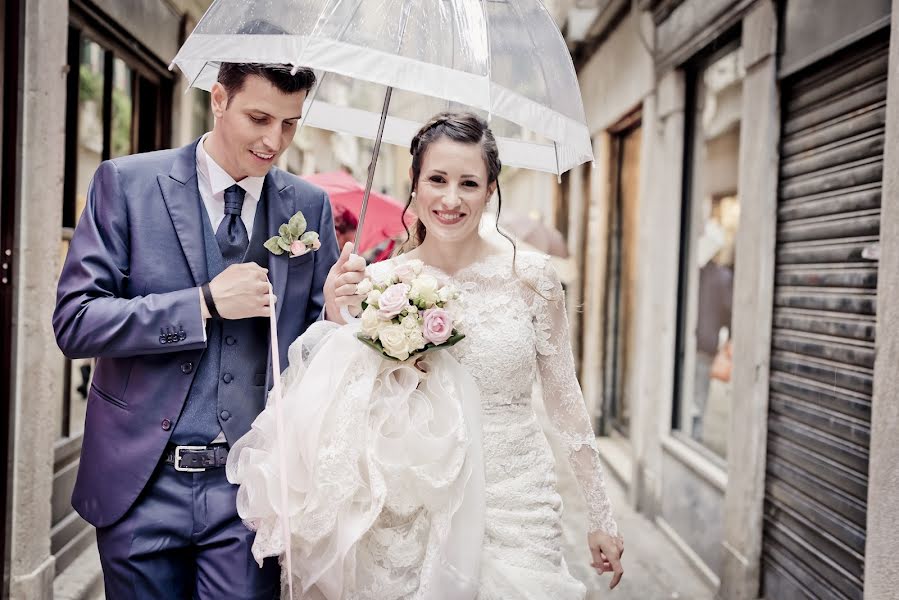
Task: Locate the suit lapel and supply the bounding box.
[158,139,208,287]
[264,171,296,322]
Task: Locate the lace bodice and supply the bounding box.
[376,251,618,537]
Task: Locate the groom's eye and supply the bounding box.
[250,115,267,124]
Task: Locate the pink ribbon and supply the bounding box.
[268,288,294,599]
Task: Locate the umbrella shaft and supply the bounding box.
[354,86,394,254]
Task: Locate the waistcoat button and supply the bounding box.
[222,373,233,384]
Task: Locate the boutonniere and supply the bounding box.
[264,210,321,257]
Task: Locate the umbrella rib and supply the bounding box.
[294,0,344,69]
[481,0,493,122]
[295,0,364,133]
[507,0,561,170]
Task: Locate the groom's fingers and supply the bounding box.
[335,241,354,268]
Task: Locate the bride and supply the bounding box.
[227,112,624,599]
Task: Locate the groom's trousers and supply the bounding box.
[95,458,279,599]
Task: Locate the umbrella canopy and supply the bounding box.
[302,170,412,253]
[171,0,594,175]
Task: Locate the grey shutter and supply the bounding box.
[761,32,887,600]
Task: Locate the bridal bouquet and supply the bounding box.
[356,259,464,361]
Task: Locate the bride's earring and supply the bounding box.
[411,191,417,201]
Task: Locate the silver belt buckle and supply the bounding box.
[174,445,207,472]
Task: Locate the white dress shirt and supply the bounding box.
[195,132,265,234]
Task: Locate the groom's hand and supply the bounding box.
[324,242,366,323]
[208,263,273,319]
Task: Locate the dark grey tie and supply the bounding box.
[216,184,248,266]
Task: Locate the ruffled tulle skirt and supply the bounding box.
[227,322,585,599]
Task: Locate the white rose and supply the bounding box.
[360,306,383,339]
[366,289,382,308]
[410,274,439,307]
[408,259,424,275]
[400,314,421,332]
[393,262,417,284]
[356,278,373,296]
[437,285,453,304]
[406,326,426,351]
[379,324,411,361]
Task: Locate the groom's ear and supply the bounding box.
[210,82,229,119]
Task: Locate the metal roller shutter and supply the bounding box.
[761,32,888,600]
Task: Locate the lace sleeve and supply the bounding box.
[532,258,619,537]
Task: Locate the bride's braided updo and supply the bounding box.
[401,112,506,249]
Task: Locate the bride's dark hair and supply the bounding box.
[399,112,515,256]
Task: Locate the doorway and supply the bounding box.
[602,113,642,435]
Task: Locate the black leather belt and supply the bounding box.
[164,444,229,472]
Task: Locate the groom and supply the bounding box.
[53,63,364,598]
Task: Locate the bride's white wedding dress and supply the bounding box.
[227,251,618,599]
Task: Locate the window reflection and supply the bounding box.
[76,38,105,225]
[111,57,133,158]
[676,48,744,459]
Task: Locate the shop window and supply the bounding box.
[672,45,744,459]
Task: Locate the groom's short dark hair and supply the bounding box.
[217,63,316,103]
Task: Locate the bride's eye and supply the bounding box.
[429,175,445,183]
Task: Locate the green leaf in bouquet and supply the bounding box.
[264,236,285,255]
[288,211,307,236]
[278,223,292,240]
[277,237,292,251]
[300,231,320,245]
[410,332,466,359]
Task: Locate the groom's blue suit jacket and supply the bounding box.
[53,138,339,528]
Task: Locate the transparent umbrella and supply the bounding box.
[171,0,594,250]
[171,5,594,593]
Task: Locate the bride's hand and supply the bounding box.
[588,530,624,589]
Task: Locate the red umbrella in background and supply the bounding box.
[302,171,413,255]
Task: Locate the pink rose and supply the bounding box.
[290,240,308,257]
[378,283,410,318]
[422,308,453,345]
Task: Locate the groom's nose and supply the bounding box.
[260,126,281,152]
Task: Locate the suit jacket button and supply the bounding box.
[222,373,233,384]
[220,410,231,421]
[181,362,194,374]
[161,419,172,431]
[225,336,236,346]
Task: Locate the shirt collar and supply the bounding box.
[196,133,266,201]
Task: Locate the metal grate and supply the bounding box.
[761,32,888,600]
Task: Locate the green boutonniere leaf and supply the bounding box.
[264,236,285,255]
[278,223,292,240]
[277,237,291,251]
[288,211,307,237]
